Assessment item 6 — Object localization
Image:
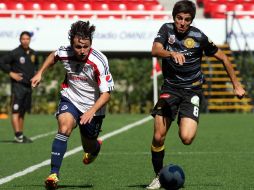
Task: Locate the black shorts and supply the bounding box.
[11,83,32,115]
[151,86,203,123]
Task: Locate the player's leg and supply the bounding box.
[21,87,33,143]
[152,115,171,175]
[11,84,27,143]
[147,95,178,190]
[147,115,171,190]
[79,116,103,165]
[178,89,201,145]
[45,97,78,189]
[178,117,198,145]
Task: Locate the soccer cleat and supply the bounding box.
[13,135,33,143]
[146,175,161,190]
[14,136,23,143]
[83,139,102,165]
[45,173,59,190]
[22,136,33,143]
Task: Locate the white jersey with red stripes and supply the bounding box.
[54,46,114,116]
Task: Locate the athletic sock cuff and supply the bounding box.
[151,144,165,152]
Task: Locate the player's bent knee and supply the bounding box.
[58,126,73,136]
[181,137,194,145]
[154,133,165,145]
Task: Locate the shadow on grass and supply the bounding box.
[0,140,16,143]
[29,184,93,189]
[187,182,223,188]
[58,184,93,189]
[127,184,147,188]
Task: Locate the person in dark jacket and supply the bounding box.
[0,31,38,143]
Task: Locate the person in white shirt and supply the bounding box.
[31,20,114,190]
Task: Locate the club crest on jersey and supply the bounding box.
[168,35,175,44]
[184,38,195,48]
[83,66,88,72]
[30,55,36,63]
[19,57,25,64]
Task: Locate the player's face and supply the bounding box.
[73,36,91,61]
[20,34,31,49]
[174,13,193,34]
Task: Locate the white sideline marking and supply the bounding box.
[30,131,56,141]
[0,116,152,185]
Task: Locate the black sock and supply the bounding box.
[15,132,23,138]
[151,145,165,175]
[91,140,101,156]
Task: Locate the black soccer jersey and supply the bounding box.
[154,23,218,89]
[0,45,38,85]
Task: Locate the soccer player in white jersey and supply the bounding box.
[31,20,114,190]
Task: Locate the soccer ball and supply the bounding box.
[159,164,185,190]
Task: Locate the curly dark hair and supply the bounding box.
[172,0,196,21]
[68,20,96,45]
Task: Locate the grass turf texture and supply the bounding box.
[0,113,254,189]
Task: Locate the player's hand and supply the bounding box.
[31,74,42,88]
[234,86,245,99]
[9,72,23,81]
[170,52,185,65]
[80,109,96,125]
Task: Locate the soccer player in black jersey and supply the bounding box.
[146,1,245,189]
[0,31,38,143]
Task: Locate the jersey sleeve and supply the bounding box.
[153,23,168,45]
[0,52,13,73]
[202,34,218,56]
[97,58,114,93]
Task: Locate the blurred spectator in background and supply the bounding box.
[0,31,38,143]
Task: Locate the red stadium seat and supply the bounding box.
[6,2,24,10]
[227,4,245,18]
[126,3,145,11]
[109,3,127,11]
[24,2,41,10]
[145,4,164,11]
[75,2,92,11]
[243,3,254,18]
[58,2,75,10]
[227,3,244,11]
[0,2,11,17]
[92,3,109,10]
[41,2,58,10]
[125,15,150,19]
[203,0,218,17]
[108,0,125,3]
[244,2,254,11]
[73,3,92,19]
[0,2,7,10]
[143,0,159,6]
[210,4,227,18]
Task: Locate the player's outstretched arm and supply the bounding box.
[213,49,245,99]
[31,52,55,88]
[80,92,111,125]
[152,42,185,65]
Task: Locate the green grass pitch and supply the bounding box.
[0,113,254,189]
